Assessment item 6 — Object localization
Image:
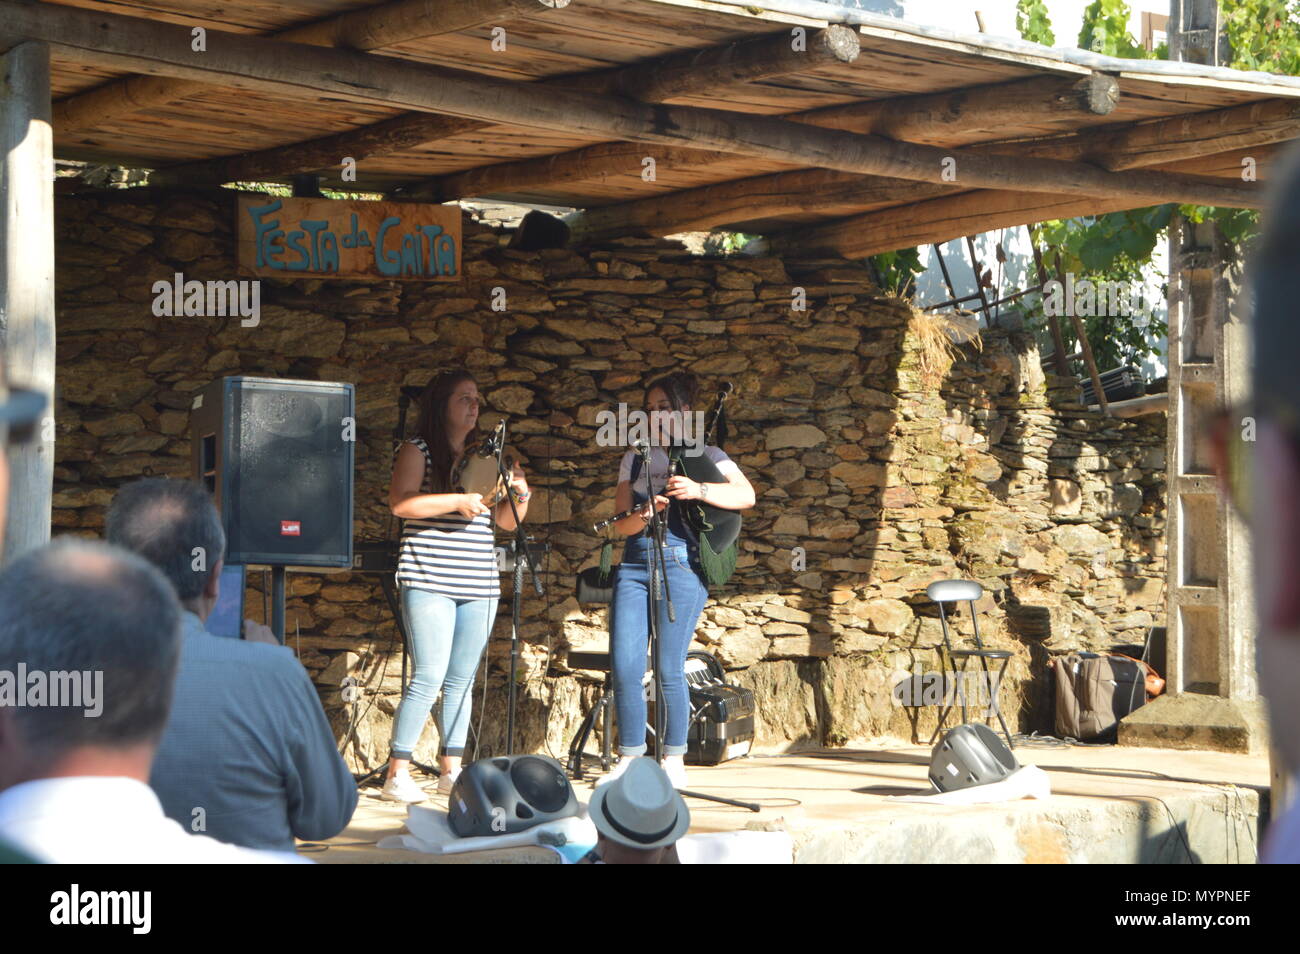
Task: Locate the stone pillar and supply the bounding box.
[0,41,55,565]
[1120,1,1266,752]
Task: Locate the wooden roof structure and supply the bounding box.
[8,0,1300,257]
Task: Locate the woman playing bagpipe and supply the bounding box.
[381,370,530,803]
[598,372,755,790]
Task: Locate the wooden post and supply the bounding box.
[0,41,55,564]
[1119,0,1268,758]
[1032,242,1071,377]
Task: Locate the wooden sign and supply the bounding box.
[236,195,461,281]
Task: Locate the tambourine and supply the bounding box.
[451,434,515,507]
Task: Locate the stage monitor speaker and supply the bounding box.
[448,755,579,837]
[929,723,1019,793]
[192,376,354,568]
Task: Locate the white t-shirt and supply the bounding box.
[0,776,310,864]
[617,446,739,494]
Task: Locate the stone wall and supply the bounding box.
[51,187,1167,768]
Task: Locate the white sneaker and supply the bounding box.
[436,768,461,795]
[662,757,688,790]
[380,771,428,804]
[594,756,638,788]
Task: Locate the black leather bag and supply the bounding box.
[576,564,618,605]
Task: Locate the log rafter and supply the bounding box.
[5,2,1264,217]
[52,0,571,133]
[151,25,862,188]
[562,96,1299,242]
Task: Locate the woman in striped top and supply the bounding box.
[381,370,530,803]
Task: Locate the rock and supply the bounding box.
[767,425,827,449]
[1050,478,1082,515]
[850,598,913,635]
[714,627,771,669]
[772,514,809,536]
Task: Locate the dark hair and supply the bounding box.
[646,372,700,412]
[0,538,183,753]
[1253,142,1300,431]
[416,370,478,492]
[105,477,226,602]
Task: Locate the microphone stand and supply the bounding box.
[638,440,674,767]
[497,421,543,755]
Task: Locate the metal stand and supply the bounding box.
[498,424,543,755]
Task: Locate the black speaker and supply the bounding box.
[192,376,354,568]
[447,755,579,837]
[929,723,1019,793]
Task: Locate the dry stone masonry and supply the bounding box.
[51,188,1167,769]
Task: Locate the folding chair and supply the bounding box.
[925,579,1014,749]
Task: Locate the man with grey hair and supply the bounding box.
[0,538,302,862]
[106,477,356,851]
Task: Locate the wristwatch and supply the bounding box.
[699,482,709,501]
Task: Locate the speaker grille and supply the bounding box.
[510,756,569,813]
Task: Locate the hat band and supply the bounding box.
[600,797,679,845]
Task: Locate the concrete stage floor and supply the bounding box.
[303,740,1269,864]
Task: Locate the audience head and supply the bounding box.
[106,477,226,618]
[0,539,184,790]
[587,757,689,864]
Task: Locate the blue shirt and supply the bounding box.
[149,611,357,851]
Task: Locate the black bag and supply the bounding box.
[576,564,618,605]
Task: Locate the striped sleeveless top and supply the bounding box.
[395,437,500,600]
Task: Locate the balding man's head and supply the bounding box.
[0,538,183,766]
[106,478,226,602]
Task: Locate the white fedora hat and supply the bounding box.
[587,758,690,850]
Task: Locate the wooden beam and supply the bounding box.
[562,97,1293,242]
[53,0,569,133]
[159,26,857,189]
[151,113,488,187]
[568,168,957,241]
[399,143,744,202]
[999,96,1300,170]
[775,189,1152,259]
[7,2,1260,210]
[796,73,1120,140]
[558,24,859,101]
[0,42,55,563]
[411,72,1119,201]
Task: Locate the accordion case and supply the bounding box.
[684,652,755,766]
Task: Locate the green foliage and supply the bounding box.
[1222,0,1300,74]
[225,181,293,197]
[1016,0,1055,46]
[703,231,756,255]
[222,181,384,201]
[869,246,925,298]
[1010,0,1295,373]
[1028,209,1170,371]
[1078,0,1150,58]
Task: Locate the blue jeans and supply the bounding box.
[610,540,708,757]
[389,587,498,759]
